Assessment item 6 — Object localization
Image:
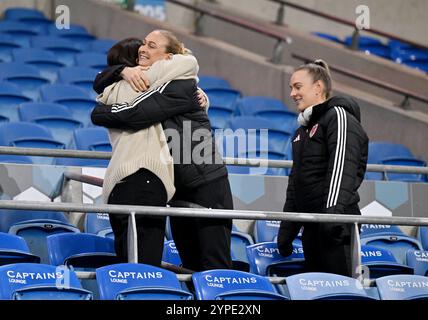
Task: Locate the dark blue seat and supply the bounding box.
[90,39,117,54]
[381,157,427,182]
[0,81,31,122]
[31,36,81,66]
[0,209,79,264]
[74,52,108,72]
[230,225,254,271]
[96,263,193,300]
[57,67,99,99]
[0,21,40,46]
[39,84,96,125]
[205,88,241,111]
[253,220,280,243]
[0,34,23,62]
[0,122,65,164]
[0,154,33,164]
[344,35,390,59]
[0,232,40,265]
[360,224,423,265]
[198,75,231,90]
[47,24,95,49]
[4,8,45,20]
[192,269,287,300]
[236,96,289,115]
[18,102,83,146]
[406,250,428,276]
[47,233,119,269]
[0,62,50,100]
[0,263,92,300]
[208,106,234,129]
[73,127,111,151]
[84,213,114,238]
[418,226,428,250]
[361,245,413,279]
[246,241,305,277]
[376,275,428,300]
[12,48,65,82]
[286,272,376,300]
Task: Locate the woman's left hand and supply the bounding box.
[197,88,208,109]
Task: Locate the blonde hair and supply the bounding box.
[295,59,332,99]
[156,29,190,55]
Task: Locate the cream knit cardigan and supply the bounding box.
[97,54,199,203]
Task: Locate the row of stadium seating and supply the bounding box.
[313,33,428,73]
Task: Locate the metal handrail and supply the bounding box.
[165,0,291,63]
[1,146,428,175]
[1,200,428,226]
[293,54,428,107]
[267,0,428,51]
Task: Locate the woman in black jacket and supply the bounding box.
[277,60,369,277]
[91,29,233,272]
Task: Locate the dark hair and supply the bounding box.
[295,59,332,99]
[156,29,188,55]
[107,37,143,67]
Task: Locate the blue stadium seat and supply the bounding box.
[418,226,428,250]
[0,232,40,265]
[3,7,45,20]
[73,127,111,151]
[286,272,376,300]
[31,36,81,66]
[0,122,65,164]
[0,34,23,62]
[39,84,96,125]
[57,66,99,98]
[198,75,231,90]
[74,52,108,72]
[236,96,289,115]
[246,241,305,277]
[18,102,83,146]
[90,39,116,54]
[96,263,193,300]
[12,48,66,82]
[207,106,234,130]
[360,224,423,265]
[312,32,344,44]
[0,263,92,300]
[366,142,415,180]
[230,225,253,271]
[381,157,427,182]
[0,62,50,100]
[0,81,32,122]
[361,245,413,279]
[47,233,119,269]
[255,109,298,134]
[205,88,241,111]
[162,240,182,266]
[0,154,33,164]
[406,250,428,276]
[253,220,280,243]
[0,209,79,264]
[192,269,287,300]
[0,21,40,46]
[228,116,291,153]
[84,213,114,238]
[376,275,428,300]
[47,24,95,49]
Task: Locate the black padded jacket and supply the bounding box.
[91,68,227,190]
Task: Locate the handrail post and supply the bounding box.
[127,211,138,263]
[270,38,285,64]
[349,28,360,51]
[275,3,285,25]
[194,12,205,36]
[400,95,411,109]
[126,0,135,11]
[351,222,361,280]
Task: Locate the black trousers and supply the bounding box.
[301,222,353,277]
[108,168,167,267]
[170,176,233,272]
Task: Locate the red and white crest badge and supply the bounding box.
[309,123,319,138]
